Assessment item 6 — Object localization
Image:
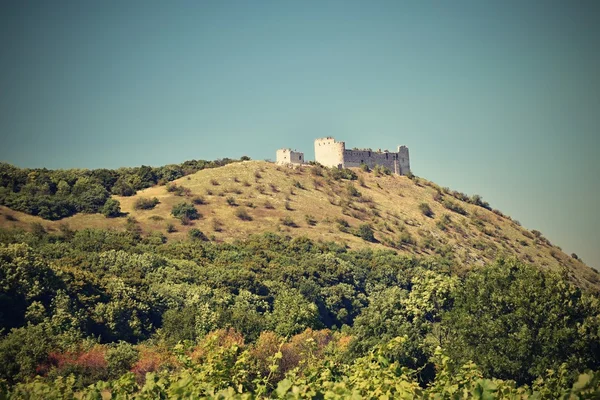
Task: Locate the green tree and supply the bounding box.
[102,198,121,218]
[442,259,600,385]
[171,202,199,221]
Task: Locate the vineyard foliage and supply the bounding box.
[0,226,599,398]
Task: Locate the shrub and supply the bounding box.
[264,200,274,209]
[398,232,416,247]
[171,202,199,221]
[281,216,297,227]
[235,207,252,221]
[101,199,121,218]
[284,201,293,211]
[106,342,138,379]
[226,196,237,206]
[5,214,17,221]
[347,184,361,197]
[166,223,176,233]
[189,228,209,241]
[304,215,317,226]
[356,224,375,242]
[293,180,305,190]
[360,163,370,172]
[329,168,357,181]
[336,218,350,232]
[166,183,190,196]
[192,196,206,205]
[419,203,434,218]
[133,197,159,210]
[210,179,219,186]
[311,164,323,176]
[443,200,467,215]
[148,215,163,221]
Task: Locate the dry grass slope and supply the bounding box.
[1,160,598,291]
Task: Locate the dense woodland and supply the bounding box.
[0,158,245,220]
[0,227,599,398]
[0,160,599,398]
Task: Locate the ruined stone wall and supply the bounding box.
[313,137,411,175]
[343,145,411,175]
[342,150,398,172]
[276,149,304,165]
[314,137,345,168]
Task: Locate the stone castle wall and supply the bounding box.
[314,137,410,175]
[276,148,304,165]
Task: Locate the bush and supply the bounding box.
[106,342,138,379]
[264,200,274,209]
[329,168,357,181]
[189,196,205,205]
[101,199,121,218]
[189,228,209,241]
[171,202,199,221]
[226,196,237,206]
[281,216,297,227]
[442,200,466,215]
[398,232,416,247]
[360,163,370,172]
[347,184,361,197]
[419,203,433,218]
[304,215,317,226]
[166,223,176,233]
[133,197,159,210]
[210,179,219,186]
[166,183,190,196]
[356,224,375,242]
[235,207,252,221]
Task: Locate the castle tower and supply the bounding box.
[314,137,345,168]
[397,145,410,175]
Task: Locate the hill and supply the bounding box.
[1,160,597,291]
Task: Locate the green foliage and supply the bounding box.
[0,226,598,395]
[346,183,361,197]
[419,202,434,217]
[106,341,139,379]
[133,197,159,210]
[328,167,357,181]
[101,198,121,217]
[356,224,375,242]
[171,202,199,221]
[189,228,209,241]
[442,259,600,385]
[442,199,467,215]
[0,159,241,220]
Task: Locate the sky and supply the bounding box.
[0,1,599,269]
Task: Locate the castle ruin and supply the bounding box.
[275,137,410,176]
[276,148,304,165]
[314,137,410,175]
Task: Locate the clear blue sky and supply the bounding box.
[1,1,599,269]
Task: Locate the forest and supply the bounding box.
[0,158,244,220]
[1,223,599,398]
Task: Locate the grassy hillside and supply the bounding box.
[1,160,597,290]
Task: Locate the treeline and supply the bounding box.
[0,228,599,397]
[0,158,247,220]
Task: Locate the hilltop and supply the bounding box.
[1,160,597,291]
